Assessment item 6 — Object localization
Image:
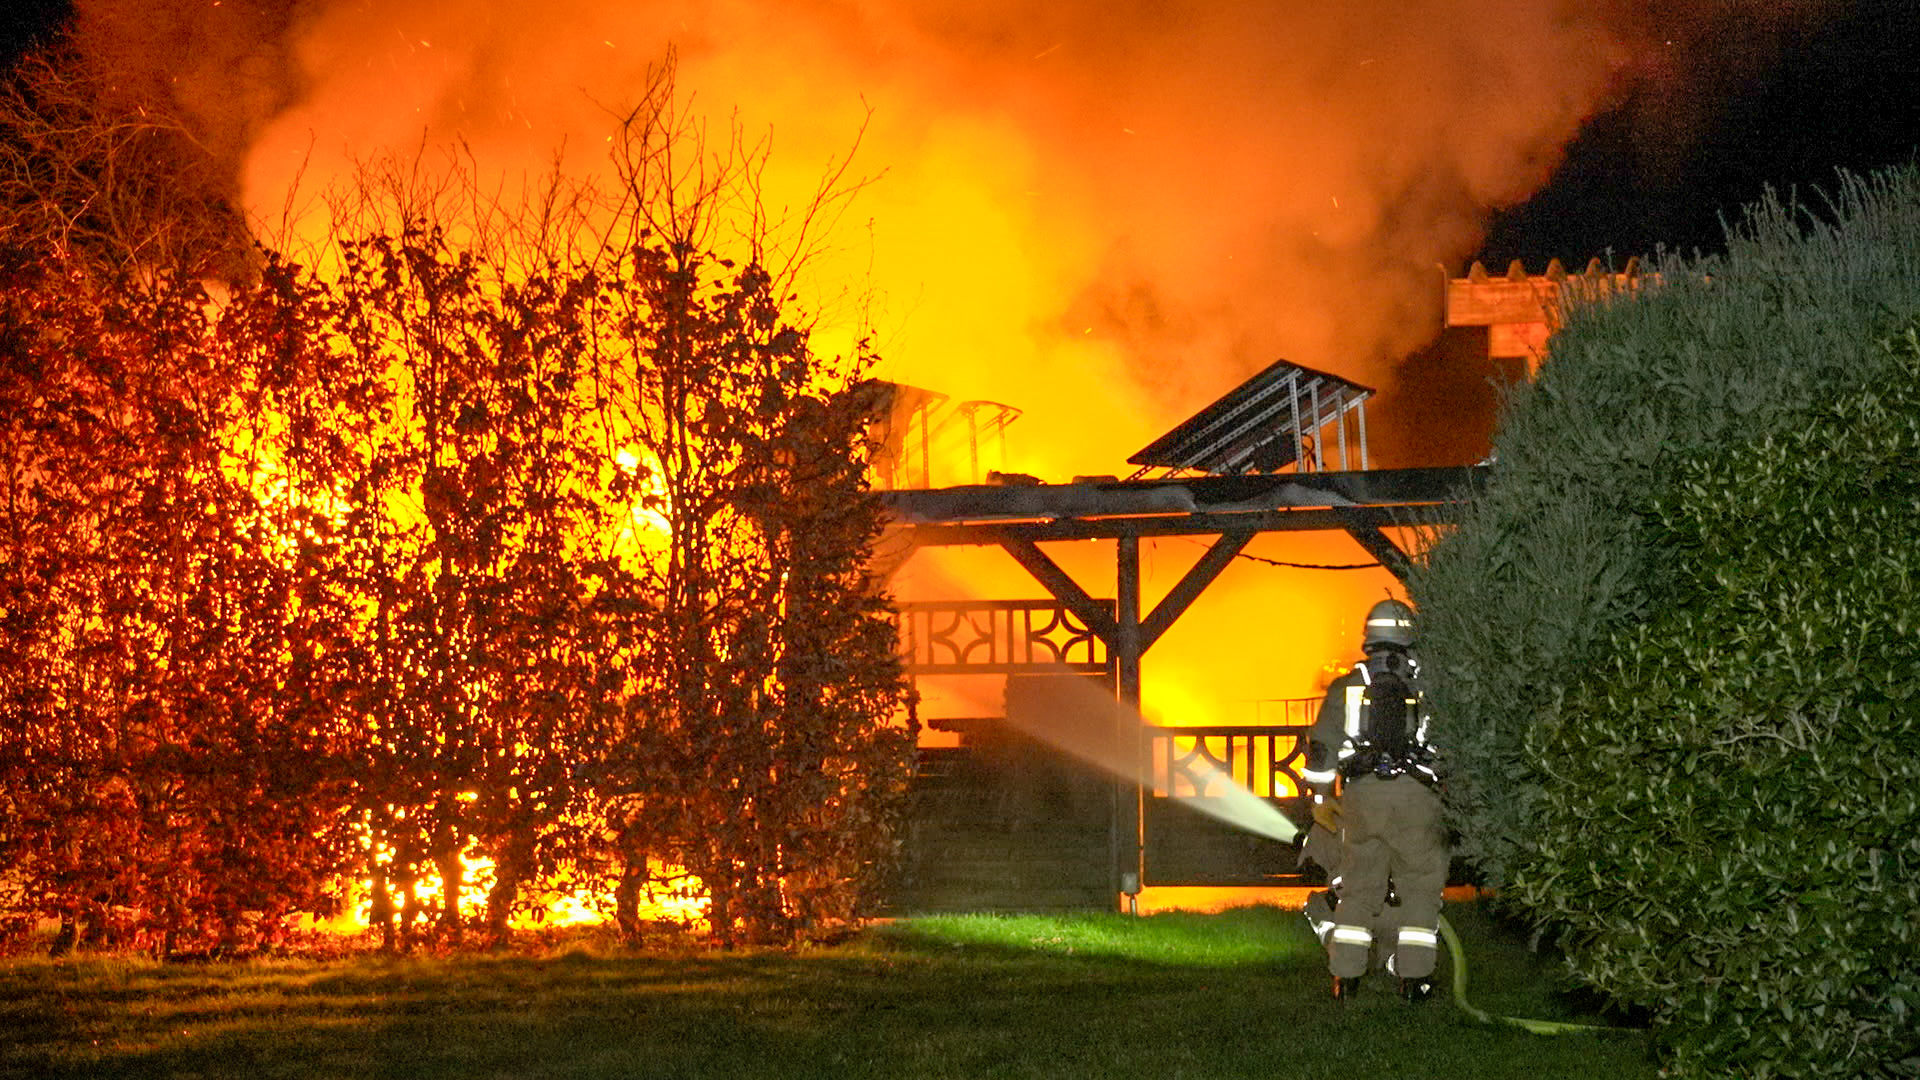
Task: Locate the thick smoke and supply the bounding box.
[69,0,1824,460]
[66,0,1831,705]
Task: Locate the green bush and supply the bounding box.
[1412,165,1920,1076]
[1413,165,1920,887]
[1515,328,1920,1078]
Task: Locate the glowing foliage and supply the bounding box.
[585,81,916,945]
[0,54,910,953]
[0,250,362,953]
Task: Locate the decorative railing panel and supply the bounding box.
[1141,700,1321,885]
[897,599,1113,675]
[1144,699,1319,801]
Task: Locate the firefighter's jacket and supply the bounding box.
[1301,649,1436,797]
[1302,647,1447,981]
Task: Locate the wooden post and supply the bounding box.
[1115,536,1144,905]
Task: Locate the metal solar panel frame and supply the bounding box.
[1127,358,1373,476]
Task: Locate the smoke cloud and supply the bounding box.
[69,0,1825,464]
[65,0,1833,705]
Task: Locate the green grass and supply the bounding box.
[0,900,1655,1079]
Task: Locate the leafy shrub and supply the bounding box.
[0,56,910,952]
[1413,165,1920,1075]
[1412,164,1920,888]
[1512,327,1920,1079]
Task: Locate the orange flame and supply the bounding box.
[98,0,1619,713]
[65,0,1708,924]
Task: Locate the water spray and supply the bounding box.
[998,673,1299,845]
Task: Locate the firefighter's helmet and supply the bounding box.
[1362,598,1415,649]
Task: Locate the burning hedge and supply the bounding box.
[0,54,912,953]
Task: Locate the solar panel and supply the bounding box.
[1127,358,1373,476]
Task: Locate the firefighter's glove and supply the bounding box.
[1294,824,1331,872]
[1311,799,1344,832]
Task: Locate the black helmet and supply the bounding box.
[1363,598,1415,649]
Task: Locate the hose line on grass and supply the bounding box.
[1434,913,1639,1036]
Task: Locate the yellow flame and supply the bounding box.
[613,447,673,551]
[293,855,707,936]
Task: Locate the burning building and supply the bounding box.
[870,266,1543,910]
[868,257,1651,914]
[8,0,1781,938]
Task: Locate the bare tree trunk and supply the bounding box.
[49,913,77,957]
[614,849,650,940]
[706,871,733,948]
[435,844,464,945]
[398,870,421,952]
[483,831,529,947]
[369,864,397,952]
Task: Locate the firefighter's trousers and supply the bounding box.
[1326,774,1447,980]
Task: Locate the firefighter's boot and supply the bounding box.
[1332,976,1362,1002]
[1303,890,1338,947]
[1399,977,1434,1003]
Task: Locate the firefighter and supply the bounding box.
[1299,597,1446,1002]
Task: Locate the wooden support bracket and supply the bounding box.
[999,538,1121,645]
[1139,529,1255,652]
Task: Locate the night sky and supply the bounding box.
[1476,0,1920,268]
[1,0,64,65]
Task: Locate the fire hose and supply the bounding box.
[1434,912,1640,1036]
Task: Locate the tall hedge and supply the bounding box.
[1515,328,1920,1078]
[1411,164,1920,1076]
[1413,164,1920,887]
[0,57,913,951]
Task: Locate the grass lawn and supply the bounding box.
[0,899,1654,1080]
